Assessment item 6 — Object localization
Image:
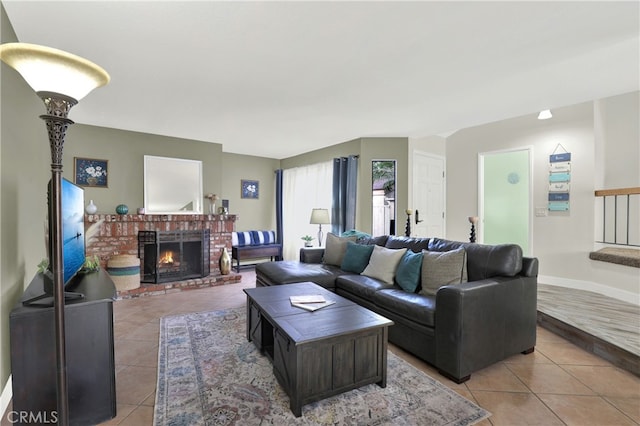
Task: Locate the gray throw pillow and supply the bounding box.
[323,233,357,266]
[419,247,468,296]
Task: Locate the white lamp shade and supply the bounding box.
[310,208,330,224]
[0,43,110,100]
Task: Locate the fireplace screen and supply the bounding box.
[138,230,210,283]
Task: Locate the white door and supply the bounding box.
[412,152,445,238]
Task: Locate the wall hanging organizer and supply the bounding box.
[548,144,571,211]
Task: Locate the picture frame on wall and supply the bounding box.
[241,179,259,199]
[74,157,108,188]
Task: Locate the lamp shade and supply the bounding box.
[0,42,110,100]
[310,208,330,224]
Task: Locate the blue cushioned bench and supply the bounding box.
[231,230,282,272]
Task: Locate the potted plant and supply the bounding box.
[82,255,101,272]
[37,258,49,274]
[301,235,314,247]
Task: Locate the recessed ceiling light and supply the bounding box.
[538,110,553,120]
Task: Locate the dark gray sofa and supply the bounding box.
[255,235,538,383]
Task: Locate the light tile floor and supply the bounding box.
[4,269,640,425]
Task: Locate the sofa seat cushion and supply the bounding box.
[373,288,436,328]
[336,274,394,300]
[255,261,345,289]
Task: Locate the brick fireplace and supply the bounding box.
[84,213,241,297]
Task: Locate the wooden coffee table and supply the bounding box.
[244,281,393,417]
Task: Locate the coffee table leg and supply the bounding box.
[377,326,389,388]
[245,299,252,342]
[290,398,302,417]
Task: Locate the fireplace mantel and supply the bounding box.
[85,213,237,282]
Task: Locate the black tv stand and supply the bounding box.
[22,290,85,307]
[10,268,117,425]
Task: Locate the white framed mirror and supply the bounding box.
[144,155,203,214]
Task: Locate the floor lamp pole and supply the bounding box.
[41,92,77,426]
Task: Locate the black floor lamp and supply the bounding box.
[0,43,109,426]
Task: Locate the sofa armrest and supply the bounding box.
[435,275,537,382]
[299,247,324,264]
[521,257,538,277]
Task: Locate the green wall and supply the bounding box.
[221,152,280,231]
[65,126,281,229]
[1,3,51,394]
[63,125,224,215]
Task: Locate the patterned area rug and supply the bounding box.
[154,307,491,425]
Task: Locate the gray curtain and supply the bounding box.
[332,156,358,235]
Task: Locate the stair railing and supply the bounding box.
[594,187,640,247]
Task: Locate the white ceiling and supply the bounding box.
[3,1,639,159]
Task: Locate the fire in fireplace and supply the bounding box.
[138,230,210,283]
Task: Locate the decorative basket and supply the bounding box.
[107,254,140,291]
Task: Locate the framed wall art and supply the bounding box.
[241,179,259,199]
[74,157,108,188]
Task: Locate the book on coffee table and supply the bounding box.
[290,295,335,311]
[291,300,336,312]
[289,295,326,304]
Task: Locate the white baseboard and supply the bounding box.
[539,275,640,306]
[1,375,11,420]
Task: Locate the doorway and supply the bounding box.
[479,148,532,255]
[412,152,445,237]
[372,160,396,236]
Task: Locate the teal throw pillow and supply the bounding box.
[395,250,423,292]
[341,242,375,274]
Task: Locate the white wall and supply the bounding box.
[594,91,640,189]
[446,93,639,304]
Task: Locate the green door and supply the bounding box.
[480,149,531,255]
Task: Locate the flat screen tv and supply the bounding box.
[23,178,85,306]
[59,177,86,285]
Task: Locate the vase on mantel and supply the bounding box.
[116,204,129,215]
[85,200,98,214]
[219,247,231,275]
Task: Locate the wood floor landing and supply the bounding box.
[537,283,640,376]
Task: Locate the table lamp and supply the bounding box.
[310,208,330,247]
